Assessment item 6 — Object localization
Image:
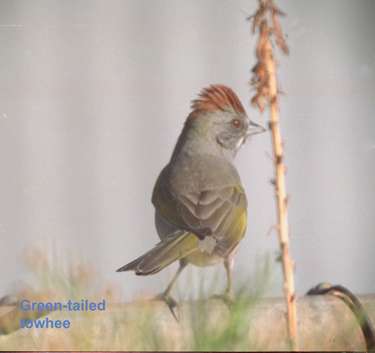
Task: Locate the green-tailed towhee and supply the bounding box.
[117,84,265,316]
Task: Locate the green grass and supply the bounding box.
[0,246,275,351]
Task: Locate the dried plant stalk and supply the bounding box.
[249,0,298,349]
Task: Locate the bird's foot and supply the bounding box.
[153,292,180,321]
[210,291,235,306]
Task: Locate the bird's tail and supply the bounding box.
[116,231,198,275]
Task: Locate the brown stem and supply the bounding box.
[249,0,298,349]
[265,39,298,350]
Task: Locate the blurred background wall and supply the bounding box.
[0,0,374,300]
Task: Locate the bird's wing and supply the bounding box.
[154,181,247,257]
[152,157,248,257]
[176,185,247,238]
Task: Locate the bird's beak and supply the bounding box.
[246,120,266,136]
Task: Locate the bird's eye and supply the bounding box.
[231,119,242,128]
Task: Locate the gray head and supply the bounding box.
[173,84,265,161]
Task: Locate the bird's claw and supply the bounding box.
[211,291,235,306]
[153,293,180,321]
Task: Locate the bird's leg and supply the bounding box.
[211,256,235,305]
[223,256,235,302]
[154,259,187,320]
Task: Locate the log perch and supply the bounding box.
[0,295,374,351]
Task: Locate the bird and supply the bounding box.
[117,84,265,317]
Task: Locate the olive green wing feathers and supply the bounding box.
[152,162,248,257]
